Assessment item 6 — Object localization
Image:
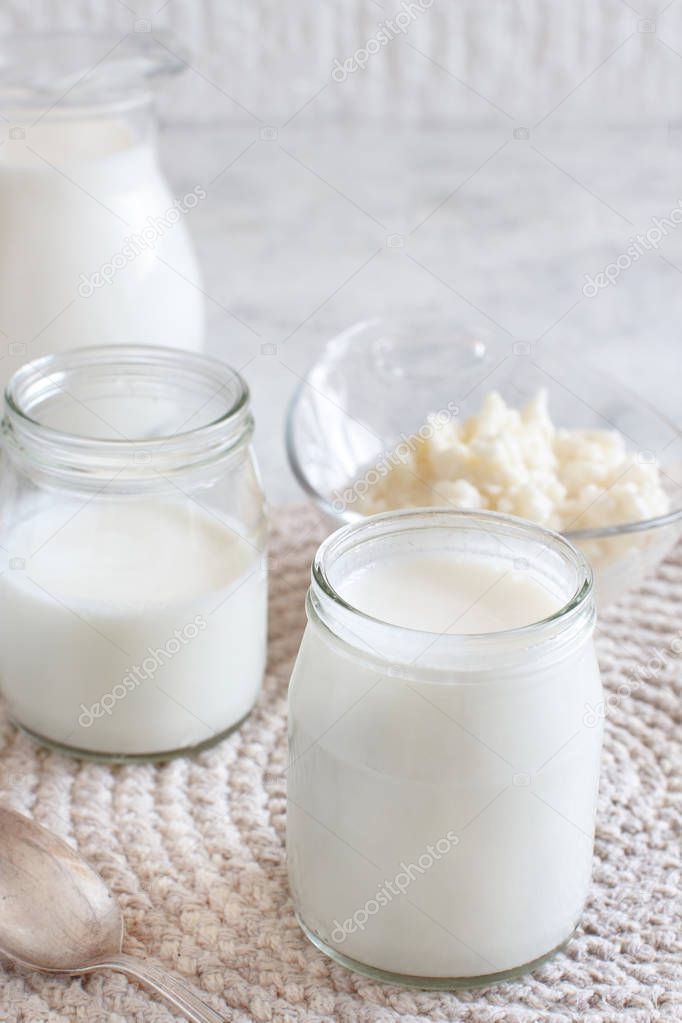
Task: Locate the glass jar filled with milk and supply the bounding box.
[0,346,267,761]
[288,509,603,987]
[0,34,204,392]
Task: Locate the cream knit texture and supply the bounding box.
[0,504,679,1023]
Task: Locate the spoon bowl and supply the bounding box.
[0,806,224,1023]
[0,806,122,971]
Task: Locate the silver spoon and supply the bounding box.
[0,806,226,1023]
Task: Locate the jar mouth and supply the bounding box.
[0,32,186,113]
[3,345,252,482]
[310,509,594,670]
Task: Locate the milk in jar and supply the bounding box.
[287,510,603,985]
[0,346,267,760]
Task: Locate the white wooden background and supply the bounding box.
[2,0,682,124]
[1,2,681,500]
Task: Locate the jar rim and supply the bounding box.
[310,508,594,664]
[3,345,252,481]
[0,31,186,114]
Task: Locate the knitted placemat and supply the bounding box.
[0,504,679,1023]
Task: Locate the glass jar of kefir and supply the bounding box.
[0,345,267,761]
[287,509,603,987]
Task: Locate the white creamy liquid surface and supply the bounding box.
[288,549,602,980]
[337,553,563,634]
[0,500,267,755]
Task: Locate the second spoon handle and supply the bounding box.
[86,952,227,1023]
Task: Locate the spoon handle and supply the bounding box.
[88,953,227,1023]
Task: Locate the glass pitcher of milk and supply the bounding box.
[0,34,205,391]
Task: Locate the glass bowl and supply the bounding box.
[285,318,682,606]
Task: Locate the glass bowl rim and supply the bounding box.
[285,342,682,542]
